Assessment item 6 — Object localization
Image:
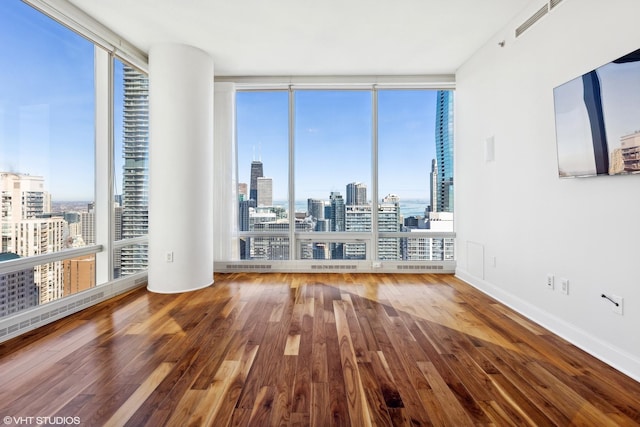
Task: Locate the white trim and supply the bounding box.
[456,268,640,383]
[0,245,102,275]
[94,47,113,284]
[23,0,148,72]
[371,89,379,261]
[217,75,455,89]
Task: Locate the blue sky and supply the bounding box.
[0,0,95,201]
[237,89,439,202]
[2,0,444,204]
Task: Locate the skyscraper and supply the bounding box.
[120,65,149,276]
[346,182,367,206]
[238,183,248,200]
[249,160,263,201]
[0,253,38,318]
[257,177,273,207]
[330,192,345,232]
[80,203,95,245]
[435,90,454,213]
[330,192,345,259]
[307,198,325,220]
[1,173,64,304]
[379,194,401,260]
[429,158,438,212]
[345,205,370,259]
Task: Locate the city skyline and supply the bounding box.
[237,89,442,202]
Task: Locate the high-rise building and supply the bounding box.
[1,173,65,304]
[239,199,256,260]
[0,252,38,318]
[238,183,248,200]
[435,90,454,212]
[346,182,367,206]
[345,205,371,259]
[0,173,46,225]
[249,160,263,201]
[239,200,257,232]
[405,212,454,261]
[63,255,96,296]
[113,203,122,277]
[330,192,345,232]
[307,198,325,220]
[329,192,345,259]
[80,209,95,245]
[429,158,438,212]
[621,131,640,172]
[120,65,149,276]
[10,218,65,304]
[379,195,401,260]
[257,177,273,206]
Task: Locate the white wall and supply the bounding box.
[455,0,640,380]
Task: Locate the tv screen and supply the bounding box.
[553,48,640,177]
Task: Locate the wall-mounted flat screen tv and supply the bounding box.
[553,48,640,178]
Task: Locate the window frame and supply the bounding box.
[235,85,456,265]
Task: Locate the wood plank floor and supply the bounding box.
[1,273,639,426]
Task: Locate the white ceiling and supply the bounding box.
[68,0,534,77]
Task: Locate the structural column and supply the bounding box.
[147,43,214,293]
[213,82,239,262]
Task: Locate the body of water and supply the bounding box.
[273,199,429,218]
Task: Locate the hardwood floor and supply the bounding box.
[1,273,639,426]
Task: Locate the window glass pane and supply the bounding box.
[0,1,96,310]
[377,90,454,261]
[294,90,372,255]
[0,253,96,318]
[236,91,289,260]
[113,59,149,277]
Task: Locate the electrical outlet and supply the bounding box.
[165,251,174,263]
[560,278,569,295]
[546,274,554,290]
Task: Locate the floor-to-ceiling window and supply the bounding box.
[378,90,454,262]
[0,0,96,316]
[236,91,289,260]
[235,87,454,267]
[113,59,149,278]
[295,90,372,260]
[0,0,148,321]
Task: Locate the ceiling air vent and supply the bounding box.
[515,4,549,37]
[549,0,563,9]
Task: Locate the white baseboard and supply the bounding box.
[455,268,640,383]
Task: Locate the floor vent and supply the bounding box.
[225,264,272,270]
[0,291,105,341]
[397,264,444,271]
[310,264,357,270]
[516,4,549,37]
